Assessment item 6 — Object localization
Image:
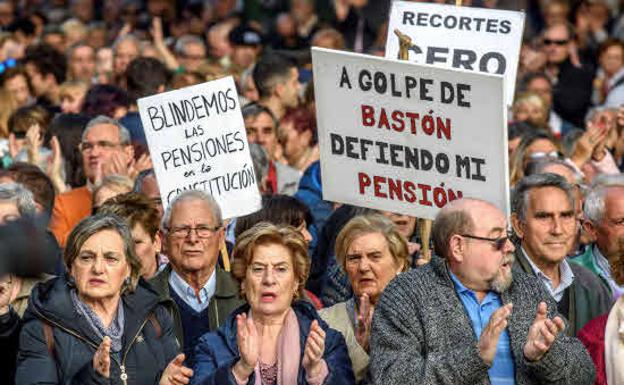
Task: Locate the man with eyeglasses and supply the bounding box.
[49,115,134,247]
[541,22,593,128]
[370,197,595,385]
[511,174,611,336]
[149,190,243,368]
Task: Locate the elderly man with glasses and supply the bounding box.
[370,197,595,385]
[511,173,612,336]
[49,115,135,247]
[149,190,243,368]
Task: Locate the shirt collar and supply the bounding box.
[522,247,575,289]
[593,244,612,276]
[169,268,217,304]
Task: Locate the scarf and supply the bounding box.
[249,308,300,385]
[70,289,125,352]
[605,296,624,385]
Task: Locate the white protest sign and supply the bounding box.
[312,48,509,220]
[138,76,261,218]
[385,1,524,105]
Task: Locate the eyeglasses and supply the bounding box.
[543,39,569,46]
[166,224,221,239]
[79,140,123,153]
[528,151,560,160]
[459,231,512,251]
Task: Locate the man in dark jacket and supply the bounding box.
[150,190,244,368]
[370,198,595,385]
[511,174,612,336]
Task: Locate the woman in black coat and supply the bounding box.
[16,214,193,385]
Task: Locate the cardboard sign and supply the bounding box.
[312,48,509,220]
[138,76,261,218]
[385,1,524,105]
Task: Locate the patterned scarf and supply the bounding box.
[70,289,125,352]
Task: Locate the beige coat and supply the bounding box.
[319,301,369,383]
[12,275,52,317]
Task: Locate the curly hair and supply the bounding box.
[231,222,310,300]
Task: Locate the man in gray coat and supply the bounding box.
[370,198,595,385]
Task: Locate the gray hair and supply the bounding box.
[64,213,142,293]
[0,183,37,219]
[524,158,583,184]
[511,173,575,221]
[161,190,223,230]
[432,200,475,259]
[82,115,131,145]
[583,174,624,223]
[174,35,205,56]
[133,168,156,193]
[112,33,140,53]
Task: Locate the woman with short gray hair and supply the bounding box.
[16,213,193,385]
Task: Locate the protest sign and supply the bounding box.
[385,1,524,105]
[311,48,509,220]
[138,76,261,218]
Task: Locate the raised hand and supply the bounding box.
[303,320,326,378]
[355,294,373,352]
[47,136,66,193]
[478,303,513,366]
[159,354,193,385]
[93,336,111,378]
[523,302,565,362]
[25,123,42,166]
[233,313,259,380]
[570,121,609,167]
[127,153,152,181]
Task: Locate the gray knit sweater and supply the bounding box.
[370,256,595,385]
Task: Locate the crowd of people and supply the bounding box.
[1,0,624,384]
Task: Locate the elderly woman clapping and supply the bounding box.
[192,223,355,385]
[319,214,408,384]
[16,214,193,385]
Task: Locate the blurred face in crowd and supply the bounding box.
[544,2,569,28]
[163,198,223,277]
[451,202,515,294]
[231,44,261,70]
[132,223,161,279]
[382,212,416,239]
[279,68,301,108]
[43,32,65,53]
[276,13,296,38]
[0,199,19,225]
[600,44,624,78]
[523,138,559,168]
[291,0,315,23]
[279,120,311,165]
[80,123,132,183]
[4,73,32,107]
[514,100,547,127]
[586,187,624,263]
[542,24,571,65]
[244,243,297,317]
[245,112,279,160]
[513,187,576,267]
[69,45,96,82]
[139,174,163,219]
[60,86,87,114]
[113,39,139,76]
[345,232,403,304]
[206,23,233,59]
[72,0,94,23]
[70,229,130,304]
[24,63,52,96]
[179,41,206,72]
[0,1,14,27]
[526,77,552,108]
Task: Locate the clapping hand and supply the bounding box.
[93,336,111,378]
[523,302,565,362]
[478,303,513,366]
[159,354,193,385]
[233,313,259,380]
[355,294,373,352]
[302,320,326,378]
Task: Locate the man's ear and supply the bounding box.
[511,213,524,239]
[582,219,597,239]
[448,234,464,264]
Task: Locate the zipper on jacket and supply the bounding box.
[119,317,150,385]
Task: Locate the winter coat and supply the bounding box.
[370,256,595,385]
[15,276,179,385]
[191,300,356,385]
